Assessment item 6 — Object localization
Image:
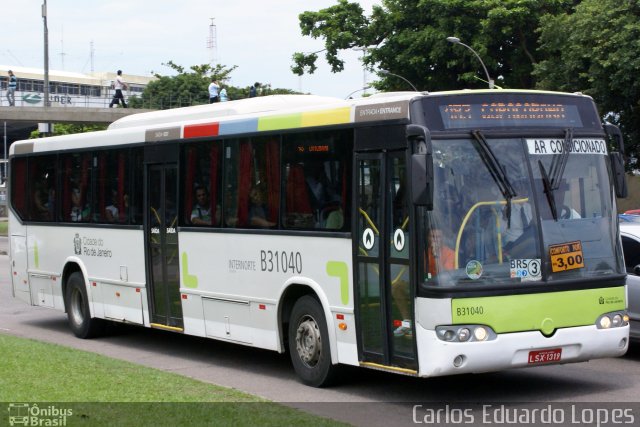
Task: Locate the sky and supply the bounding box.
[2,0,381,99]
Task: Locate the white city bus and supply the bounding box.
[8,91,630,386]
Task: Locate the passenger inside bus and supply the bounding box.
[249,186,275,228]
[70,188,90,222]
[190,186,212,226]
[105,189,129,223]
[305,162,332,211]
[33,178,52,221]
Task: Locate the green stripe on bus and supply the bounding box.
[451,287,625,334]
[326,261,349,305]
[257,107,353,132]
[181,252,198,289]
[34,241,39,269]
[257,114,302,132]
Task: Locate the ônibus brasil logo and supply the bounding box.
[7,403,73,426]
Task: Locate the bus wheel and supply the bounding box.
[288,295,337,387]
[66,272,104,339]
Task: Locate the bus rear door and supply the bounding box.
[145,144,183,331]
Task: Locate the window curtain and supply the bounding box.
[265,139,280,221]
[286,164,312,214]
[98,154,107,221]
[209,143,219,225]
[62,157,72,220]
[237,141,252,227]
[184,148,196,222]
[80,155,90,210]
[117,152,126,222]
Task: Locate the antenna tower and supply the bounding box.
[90,40,95,72]
[206,18,218,67]
[59,25,67,69]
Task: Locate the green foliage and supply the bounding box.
[29,123,107,138]
[293,0,573,91]
[535,0,640,154]
[129,62,238,109]
[130,61,299,109]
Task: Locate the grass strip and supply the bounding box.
[0,333,347,426]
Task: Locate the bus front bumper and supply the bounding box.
[415,324,629,378]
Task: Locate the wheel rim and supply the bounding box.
[295,314,322,368]
[69,287,85,327]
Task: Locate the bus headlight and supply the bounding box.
[596,311,628,329]
[436,325,496,342]
[473,326,489,341]
[612,314,622,327]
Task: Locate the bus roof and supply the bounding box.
[9,89,593,156]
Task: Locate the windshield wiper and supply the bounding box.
[538,128,573,221]
[471,130,517,226]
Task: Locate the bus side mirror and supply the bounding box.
[610,152,628,198]
[604,123,628,198]
[407,125,434,209]
[411,153,433,208]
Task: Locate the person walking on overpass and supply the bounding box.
[7,70,17,106]
[109,70,128,108]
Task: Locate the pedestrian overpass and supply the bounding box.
[0,105,155,144]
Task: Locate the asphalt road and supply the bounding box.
[1,239,640,426]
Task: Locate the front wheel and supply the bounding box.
[288,295,337,387]
[66,271,104,338]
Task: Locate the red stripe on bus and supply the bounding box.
[184,123,220,138]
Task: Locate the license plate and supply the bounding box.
[549,241,584,272]
[528,348,562,364]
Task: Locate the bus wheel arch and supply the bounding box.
[62,263,104,338]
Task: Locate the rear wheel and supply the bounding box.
[66,272,104,338]
[288,295,337,387]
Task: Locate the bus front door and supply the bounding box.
[146,163,183,330]
[354,150,417,371]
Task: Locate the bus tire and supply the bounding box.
[288,295,337,387]
[66,272,104,339]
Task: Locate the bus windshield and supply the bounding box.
[420,134,622,288]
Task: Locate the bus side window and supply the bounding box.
[96,150,129,224]
[61,153,92,223]
[282,129,352,231]
[11,157,27,220]
[28,155,57,222]
[182,141,222,227]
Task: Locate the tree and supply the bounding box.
[29,123,107,138]
[292,0,572,91]
[129,61,298,109]
[535,0,640,154]
[129,61,237,109]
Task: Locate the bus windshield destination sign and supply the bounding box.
[439,102,582,129]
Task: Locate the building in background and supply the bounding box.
[0,65,155,108]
